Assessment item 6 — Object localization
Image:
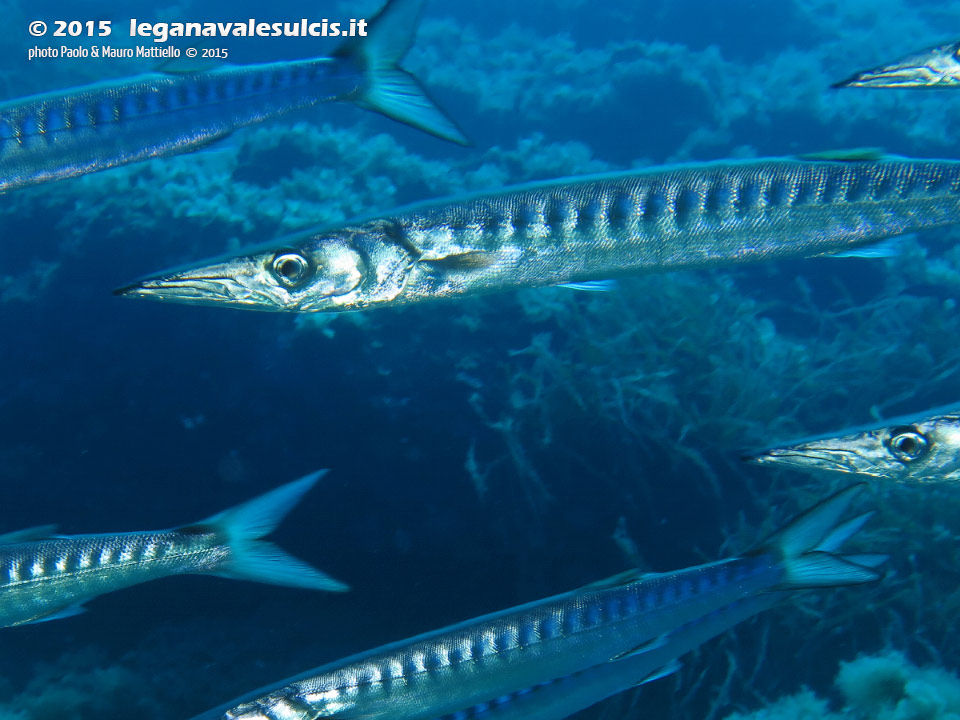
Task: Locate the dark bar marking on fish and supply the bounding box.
[818,170,842,205]
[514,204,534,230]
[578,197,599,231]
[704,181,729,216]
[545,195,565,231]
[896,171,917,199]
[643,188,664,223]
[607,191,630,229]
[737,179,760,215]
[22,115,38,139]
[482,210,503,235]
[767,177,789,207]
[794,177,814,206]
[673,187,697,229]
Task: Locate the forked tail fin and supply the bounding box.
[335,0,468,144]
[197,471,349,592]
[754,483,887,590]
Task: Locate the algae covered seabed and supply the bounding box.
[2,0,960,718]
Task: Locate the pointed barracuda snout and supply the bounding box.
[746,411,960,483]
[114,258,263,307]
[834,42,960,88]
[114,234,370,312]
[744,443,879,476]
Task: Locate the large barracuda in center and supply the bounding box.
[189,485,883,720]
[0,0,464,193]
[118,154,960,312]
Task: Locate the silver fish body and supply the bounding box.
[0,528,227,627]
[119,155,960,312]
[747,407,960,483]
[834,41,960,89]
[411,592,777,720]
[0,472,346,628]
[0,0,464,193]
[0,60,350,192]
[193,485,882,720]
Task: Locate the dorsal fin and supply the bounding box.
[796,148,888,162]
[0,525,59,544]
[579,568,653,591]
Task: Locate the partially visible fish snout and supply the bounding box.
[833,42,960,89]
[223,703,269,720]
[747,411,960,484]
[223,694,309,720]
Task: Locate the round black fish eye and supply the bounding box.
[271,253,311,288]
[887,427,929,462]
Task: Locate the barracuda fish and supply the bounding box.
[0,471,346,628]
[117,154,960,312]
[747,407,960,483]
[191,485,883,720]
[0,0,464,194]
[834,41,960,89]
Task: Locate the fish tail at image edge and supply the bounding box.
[338,0,468,145]
[198,470,349,592]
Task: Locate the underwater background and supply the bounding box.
[3,0,960,717]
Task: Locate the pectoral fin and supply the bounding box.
[827,236,910,259]
[610,633,670,661]
[556,280,619,292]
[635,659,683,686]
[421,251,496,273]
[17,603,87,626]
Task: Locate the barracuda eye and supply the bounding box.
[271,252,312,288]
[887,426,929,463]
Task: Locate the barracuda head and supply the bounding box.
[221,687,347,719]
[746,410,960,483]
[834,41,960,88]
[116,221,416,312]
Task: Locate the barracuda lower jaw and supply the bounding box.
[863,74,927,88]
[114,276,282,310]
[752,448,869,474]
[115,278,229,302]
[834,70,906,88]
[842,62,953,88]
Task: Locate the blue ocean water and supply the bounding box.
[2,0,960,718]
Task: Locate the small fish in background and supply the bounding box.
[0,0,465,194]
[834,41,960,88]
[217,448,250,486]
[746,407,960,483]
[190,485,883,720]
[0,471,346,629]
[118,153,960,313]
